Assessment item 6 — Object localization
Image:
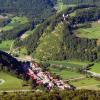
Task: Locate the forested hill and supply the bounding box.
[14,6,99,62]
[0,0,55,18]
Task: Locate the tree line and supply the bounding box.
[0,89,100,100]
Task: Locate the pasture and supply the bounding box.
[49,67,84,80]
[0,16,28,31]
[0,40,13,51]
[90,63,100,74]
[71,78,100,90]
[75,22,100,39]
[0,71,30,90]
[47,60,87,68]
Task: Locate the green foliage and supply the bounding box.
[34,23,65,60]
[0,16,29,31]
[49,67,84,80]
[0,0,55,19]
[0,40,13,51]
[0,89,100,100]
[14,6,100,61]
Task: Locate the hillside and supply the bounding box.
[0,1,100,94]
[15,6,99,61]
[34,22,65,60]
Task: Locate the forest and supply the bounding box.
[0,0,55,20]
[0,89,100,100]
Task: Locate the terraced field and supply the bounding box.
[34,23,65,60]
[56,0,75,12]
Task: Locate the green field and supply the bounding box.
[90,63,100,74]
[0,40,13,51]
[14,47,28,57]
[48,60,87,65]
[75,22,100,39]
[71,78,100,90]
[34,23,65,60]
[49,67,84,80]
[0,71,30,90]
[47,60,87,68]
[0,16,28,31]
[21,30,34,39]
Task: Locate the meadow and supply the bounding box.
[0,40,13,51]
[49,67,84,80]
[90,63,100,74]
[0,16,28,31]
[75,22,100,39]
[71,78,100,90]
[0,71,30,90]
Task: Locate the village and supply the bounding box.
[21,60,75,91]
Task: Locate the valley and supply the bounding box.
[0,0,100,99]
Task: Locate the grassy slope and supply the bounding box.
[90,63,100,73]
[48,60,86,79]
[0,16,28,31]
[34,22,65,60]
[49,67,84,80]
[75,22,100,39]
[47,60,87,66]
[71,78,100,88]
[0,40,13,51]
[0,71,30,90]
